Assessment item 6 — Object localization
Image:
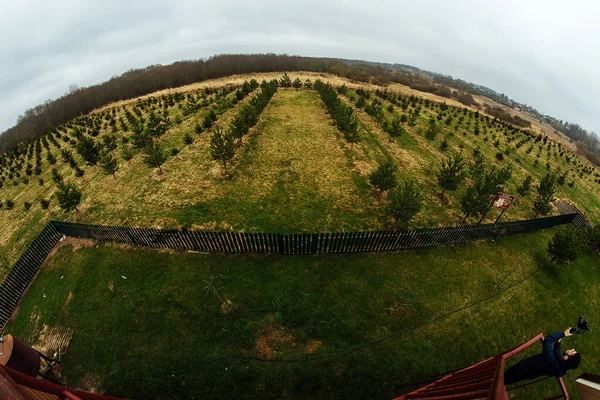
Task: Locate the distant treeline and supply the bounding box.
[2,53,597,167]
[541,115,600,166]
[356,60,508,106]
[482,104,531,128]
[332,61,479,107]
[560,123,600,165]
[0,54,331,153]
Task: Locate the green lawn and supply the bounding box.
[7,228,599,399]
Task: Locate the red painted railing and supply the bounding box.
[395,334,569,400]
[0,364,128,400]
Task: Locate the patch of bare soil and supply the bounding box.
[77,373,102,393]
[554,198,594,226]
[254,315,322,360]
[43,237,95,269]
[64,292,73,307]
[435,191,450,205]
[354,160,373,176]
[192,221,218,230]
[31,325,73,359]
[553,198,582,215]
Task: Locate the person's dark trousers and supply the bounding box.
[504,355,544,385]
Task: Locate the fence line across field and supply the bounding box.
[0,212,594,330]
[51,213,580,255]
[0,223,62,333]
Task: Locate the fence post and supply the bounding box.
[310,233,319,254]
[277,234,285,255]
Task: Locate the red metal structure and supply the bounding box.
[0,364,128,400]
[395,334,569,400]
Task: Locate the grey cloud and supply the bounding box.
[1,0,598,134]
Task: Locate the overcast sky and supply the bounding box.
[2,0,599,135]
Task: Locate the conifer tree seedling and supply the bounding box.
[369,159,398,199]
[100,153,119,177]
[387,180,423,228]
[56,181,82,213]
[437,153,465,196]
[210,127,236,171]
[143,142,167,174]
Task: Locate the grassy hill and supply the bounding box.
[1,71,599,399]
[0,73,600,266]
[1,72,598,277]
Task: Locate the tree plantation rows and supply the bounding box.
[331,83,599,226]
[0,74,598,232]
[210,79,278,170]
[0,80,259,213]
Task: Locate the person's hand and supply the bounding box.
[564,328,573,337]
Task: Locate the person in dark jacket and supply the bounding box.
[504,328,581,385]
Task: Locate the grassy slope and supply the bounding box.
[341,88,600,227]
[0,87,244,269]
[7,228,599,399]
[176,88,382,232]
[1,74,599,276]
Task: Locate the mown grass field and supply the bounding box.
[1,73,599,279]
[7,228,599,399]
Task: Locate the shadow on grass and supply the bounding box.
[533,249,562,280]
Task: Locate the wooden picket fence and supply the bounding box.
[51,213,579,255]
[0,212,591,330]
[571,212,600,253]
[0,223,62,332]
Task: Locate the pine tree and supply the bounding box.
[46,152,57,165]
[468,151,486,182]
[210,127,236,170]
[437,153,465,195]
[146,110,168,137]
[460,154,513,223]
[101,134,118,152]
[56,181,82,212]
[183,132,194,145]
[344,116,361,149]
[369,159,398,195]
[547,226,587,266]
[121,145,135,162]
[279,73,292,87]
[460,186,488,223]
[76,136,100,165]
[533,172,557,216]
[387,180,423,228]
[516,175,533,197]
[439,137,449,152]
[100,153,119,177]
[425,118,439,142]
[386,116,405,141]
[202,110,217,130]
[143,142,167,173]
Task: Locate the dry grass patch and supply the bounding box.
[201,87,381,230]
